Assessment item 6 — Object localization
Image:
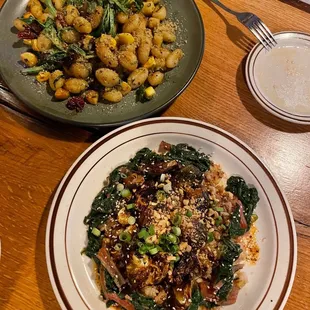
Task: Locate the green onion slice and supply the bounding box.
[172,213,182,226]
[172,226,181,236]
[128,216,136,225]
[116,183,124,192]
[207,232,214,243]
[185,210,192,218]
[215,216,223,226]
[252,214,258,223]
[167,233,178,244]
[156,190,166,201]
[138,228,149,240]
[171,244,179,254]
[114,243,122,251]
[138,244,149,255]
[149,224,155,236]
[119,231,131,243]
[126,203,135,210]
[215,207,224,212]
[121,188,131,198]
[91,227,101,237]
[149,247,159,255]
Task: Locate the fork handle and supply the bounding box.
[210,0,239,16]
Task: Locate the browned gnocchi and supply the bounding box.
[14,0,184,111]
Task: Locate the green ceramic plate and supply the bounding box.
[0,0,205,127]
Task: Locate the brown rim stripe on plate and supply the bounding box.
[48,119,295,310]
[64,132,279,310]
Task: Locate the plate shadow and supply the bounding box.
[203,0,256,52]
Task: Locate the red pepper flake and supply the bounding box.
[56,12,68,27]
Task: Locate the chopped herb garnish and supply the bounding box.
[172,226,181,236]
[119,231,131,243]
[149,225,155,236]
[126,203,135,210]
[207,232,214,243]
[172,213,182,226]
[138,228,149,240]
[186,210,193,217]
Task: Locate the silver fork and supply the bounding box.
[211,0,277,50]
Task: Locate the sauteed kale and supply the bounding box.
[83,142,260,309]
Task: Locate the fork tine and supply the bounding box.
[250,25,271,50]
[253,21,274,49]
[257,19,277,46]
[250,27,269,50]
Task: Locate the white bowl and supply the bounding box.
[46,117,297,310]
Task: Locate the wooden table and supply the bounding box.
[1,0,310,309]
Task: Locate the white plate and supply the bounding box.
[245,31,310,125]
[46,117,297,310]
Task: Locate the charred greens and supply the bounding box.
[21,51,67,74]
[43,0,57,18]
[167,144,211,173]
[228,205,246,237]
[42,18,67,51]
[226,176,259,236]
[83,169,121,258]
[127,147,165,171]
[188,286,216,310]
[130,292,163,310]
[127,144,211,174]
[215,239,242,301]
[92,0,142,37]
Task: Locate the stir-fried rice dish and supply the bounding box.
[83,141,260,309]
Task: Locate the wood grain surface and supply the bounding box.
[0,0,309,309]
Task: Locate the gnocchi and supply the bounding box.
[61,28,80,44]
[69,62,92,79]
[96,43,118,68]
[89,6,104,30]
[103,89,123,103]
[148,71,164,86]
[138,42,152,65]
[64,78,88,94]
[116,12,129,24]
[152,5,167,20]
[118,51,139,71]
[73,17,92,34]
[166,49,184,69]
[37,34,52,51]
[49,70,65,91]
[14,0,184,109]
[13,19,27,32]
[64,5,79,26]
[127,68,149,89]
[85,90,99,105]
[123,14,140,33]
[53,0,65,10]
[96,68,120,87]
